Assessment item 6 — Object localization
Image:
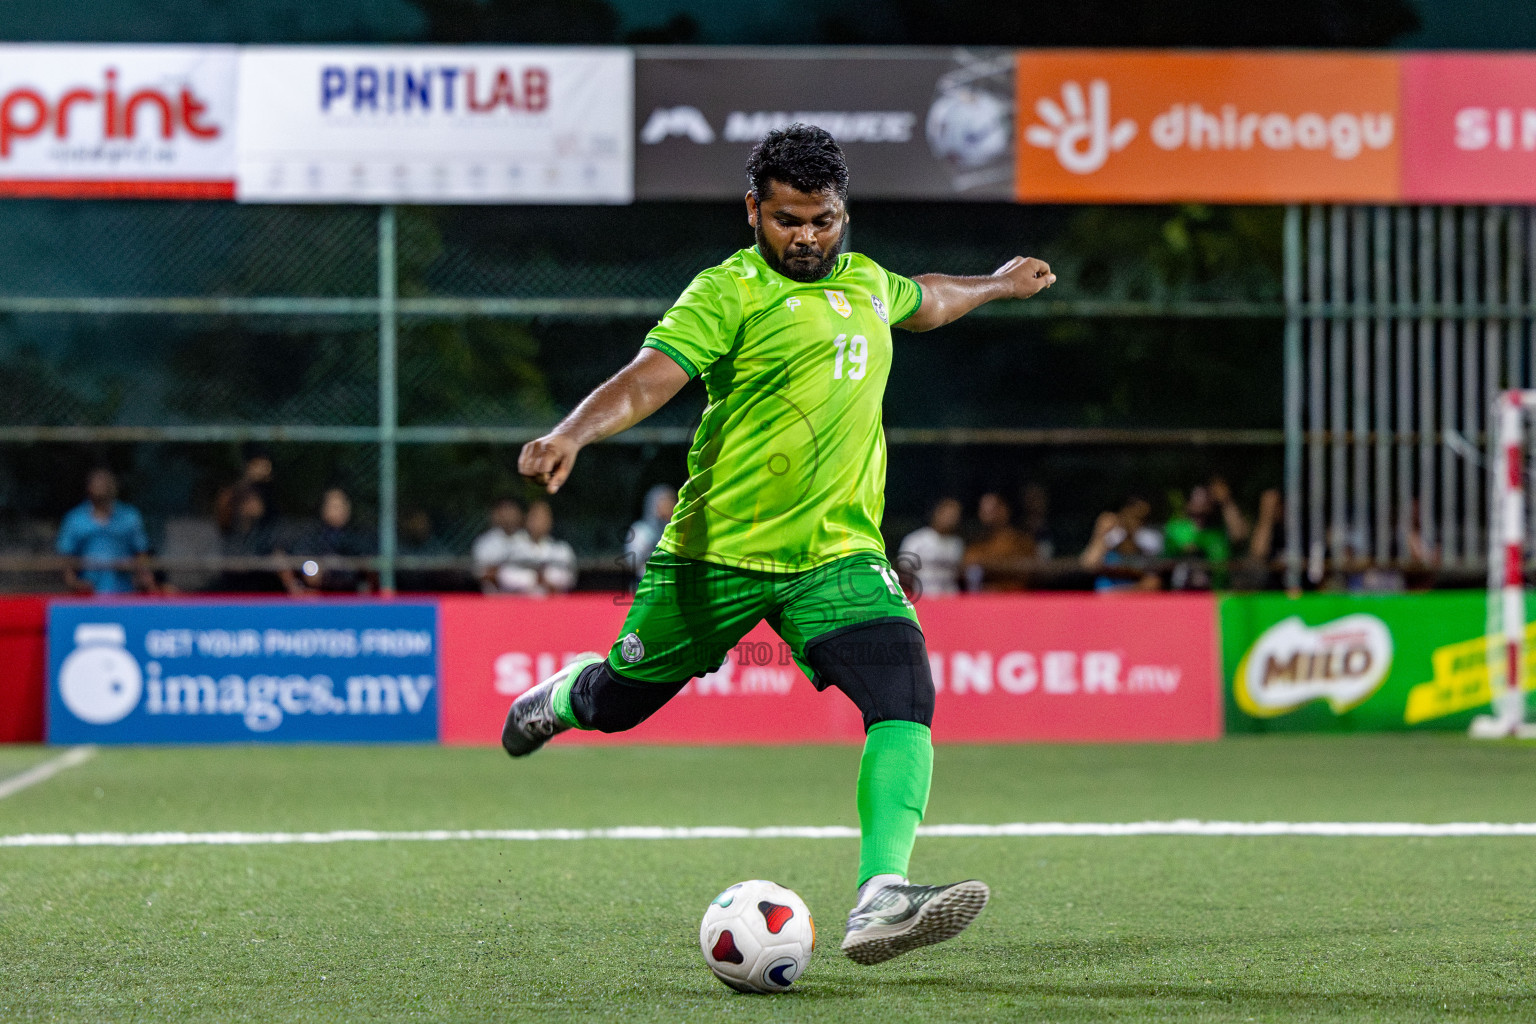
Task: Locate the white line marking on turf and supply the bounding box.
[5,820,1536,848]
[0,746,95,801]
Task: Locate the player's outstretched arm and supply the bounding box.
[518,348,691,494]
[897,256,1056,333]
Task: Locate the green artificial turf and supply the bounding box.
[1,735,1534,1022]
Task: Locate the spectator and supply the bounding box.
[214,444,276,535]
[1164,477,1249,590]
[397,508,460,592]
[963,491,1036,592]
[57,467,154,595]
[491,500,577,596]
[1231,488,1283,591]
[471,497,525,593]
[210,485,281,593]
[281,486,376,595]
[625,484,678,580]
[1020,482,1056,560]
[1080,495,1163,592]
[898,497,965,597]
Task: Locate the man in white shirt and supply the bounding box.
[897,497,964,598]
[493,500,578,595]
[471,498,524,593]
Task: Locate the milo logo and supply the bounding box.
[1235,614,1392,717]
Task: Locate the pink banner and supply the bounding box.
[1401,54,1536,203]
[437,593,1221,745]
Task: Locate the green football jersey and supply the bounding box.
[642,245,922,573]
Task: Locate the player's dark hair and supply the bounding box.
[745,123,849,202]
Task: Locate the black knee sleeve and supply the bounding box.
[805,620,935,731]
[568,662,687,734]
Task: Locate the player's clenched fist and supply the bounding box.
[993,256,1056,300]
[519,432,581,494]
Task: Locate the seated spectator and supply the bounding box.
[1164,477,1249,590]
[57,467,154,595]
[625,484,678,580]
[1020,482,1056,560]
[963,491,1036,592]
[1081,496,1163,592]
[214,444,276,535]
[397,508,461,592]
[471,498,525,593]
[898,497,964,598]
[1231,488,1282,591]
[281,486,376,595]
[488,500,577,596]
[211,486,282,593]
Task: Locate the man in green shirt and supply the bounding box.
[505,124,1055,965]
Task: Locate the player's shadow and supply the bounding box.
[799,930,1536,1018]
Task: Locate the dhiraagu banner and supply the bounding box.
[1220,592,1533,732]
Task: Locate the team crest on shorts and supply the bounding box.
[824,290,853,318]
[620,631,645,663]
[871,296,888,323]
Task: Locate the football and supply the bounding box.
[698,880,816,993]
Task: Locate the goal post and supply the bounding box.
[1472,389,1536,739]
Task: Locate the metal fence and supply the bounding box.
[15,198,1520,591]
[1282,205,1536,589]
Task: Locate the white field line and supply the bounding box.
[0,747,95,801]
[5,820,1536,848]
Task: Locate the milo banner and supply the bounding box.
[1220,592,1530,732]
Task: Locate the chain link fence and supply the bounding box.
[0,198,1296,594]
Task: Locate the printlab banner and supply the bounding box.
[1220,592,1532,732]
[0,45,236,198]
[437,593,1221,745]
[47,601,438,743]
[236,47,632,203]
[634,51,1015,200]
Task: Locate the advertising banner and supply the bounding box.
[0,45,236,198]
[1015,51,1400,203]
[47,600,438,744]
[438,593,1221,745]
[236,47,632,203]
[634,50,1015,200]
[1221,592,1531,732]
[1401,54,1536,203]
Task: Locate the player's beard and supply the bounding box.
[756,221,844,283]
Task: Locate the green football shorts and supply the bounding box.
[606,552,922,685]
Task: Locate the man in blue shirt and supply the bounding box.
[57,468,153,595]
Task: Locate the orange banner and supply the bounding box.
[1015,51,1400,203]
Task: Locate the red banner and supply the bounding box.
[437,593,1221,745]
[1401,54,1536,203]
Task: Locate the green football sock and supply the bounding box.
[856,720,933,887]
[550,667,589,730]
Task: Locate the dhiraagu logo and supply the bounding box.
[1234,614,1392,717]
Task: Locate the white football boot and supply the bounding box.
[500,653,602,757]
[841,876,991,965]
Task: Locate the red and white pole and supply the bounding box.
[1492,391,1527,733]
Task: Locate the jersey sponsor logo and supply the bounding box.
[871,295,888,323]
[825,290,853,318]
[785,297,801,312]
[620,631,645,664]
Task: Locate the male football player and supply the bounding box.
[506,124,1055,964]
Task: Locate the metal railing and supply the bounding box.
[1281,205,1536,588]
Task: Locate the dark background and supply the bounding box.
[0,0,1513,581]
